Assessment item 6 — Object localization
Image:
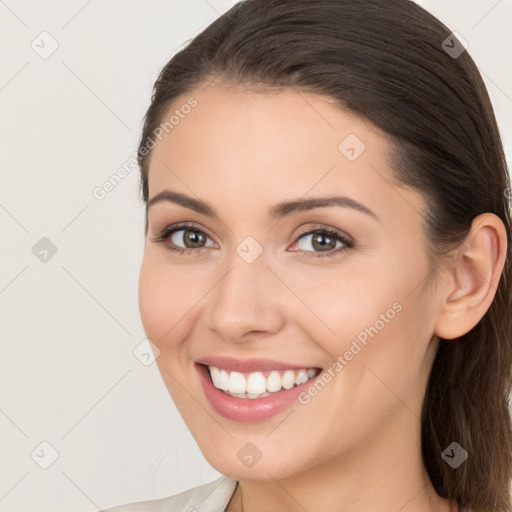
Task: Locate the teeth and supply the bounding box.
[247,372,267,394]
[282,370,295,390]
[209,366,229,391]
[228,372,246,394]
[295,369,309,385]
[266,371,282,392]
[208,365,319,398]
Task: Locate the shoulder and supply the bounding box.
[102,476,238,512]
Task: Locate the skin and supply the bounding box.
[138,82,507,512]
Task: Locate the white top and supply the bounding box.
[103,477,469,511]
[103,476,238,512]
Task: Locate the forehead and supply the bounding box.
[147,85,423,222]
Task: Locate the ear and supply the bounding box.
[434,213,508,340]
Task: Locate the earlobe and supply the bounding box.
[434,213,507,340]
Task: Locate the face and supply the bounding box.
[138,83,441,482]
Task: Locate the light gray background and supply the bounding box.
[0,1,510,510]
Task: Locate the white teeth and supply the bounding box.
[282,370,296,390]
[210,366,231,390]
[208,365,319,398]
[218,369,229,391]
[228,371,246,394]
[295,369,309,385]
[266,371,282,392]
[247,372,267,394]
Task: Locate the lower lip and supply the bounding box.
[196,363,318,423]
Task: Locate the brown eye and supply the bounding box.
[152,223,216,255]
[301,232,339,252]
[290,226,354,258]
[172,228,208,249]
[152,223,354,259]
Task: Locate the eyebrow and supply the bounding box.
[146,190,379,222]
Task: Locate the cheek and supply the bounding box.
[138,258,196,399]
[138,255,190,350]
[138,259,165,339]
[295,265,401,351]
[304,245,431,350]
[300,254,434,396]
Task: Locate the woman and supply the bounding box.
[105,0,512,510]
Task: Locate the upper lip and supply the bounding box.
[195,355,320,373]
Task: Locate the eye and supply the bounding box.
[152,222,216,256]
[289,226,354,258]
[151,223,354,258]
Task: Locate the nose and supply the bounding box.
[205,251,285,343]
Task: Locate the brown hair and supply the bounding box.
[137,1,512,510]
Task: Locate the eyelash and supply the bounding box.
[151,222,354,258]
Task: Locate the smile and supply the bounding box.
[195,356,322,422]
[208,365,319,399]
